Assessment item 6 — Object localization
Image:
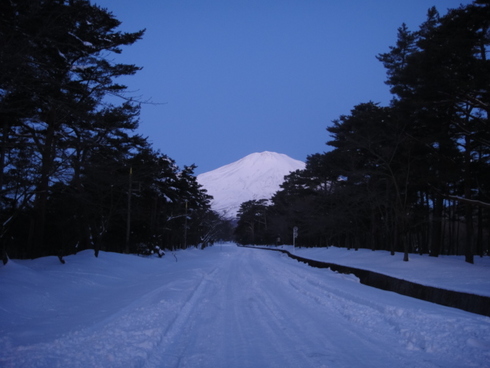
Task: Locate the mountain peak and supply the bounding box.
[197,152,305,219]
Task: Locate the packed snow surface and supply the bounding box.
[197,151,305,218]
[1,244,489,368]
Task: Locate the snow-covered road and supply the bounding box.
[1,244,489,367]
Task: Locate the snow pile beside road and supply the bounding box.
[287,245,490,297]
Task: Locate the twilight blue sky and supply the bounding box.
[93,0,472,174]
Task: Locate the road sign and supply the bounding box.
[293,226,298,247]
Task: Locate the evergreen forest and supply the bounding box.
[2,1,489,265]
[0,0,232,263]
[235,1,490,264]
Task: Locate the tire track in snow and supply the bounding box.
[3,245,488,368]
[139,246,487,368]
[245,250,404,368]
[143,267,220,368]
[260,249,490,367]
[142,248,322,368]
[216,249,317,368]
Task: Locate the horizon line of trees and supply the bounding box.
[0,0,233,263]
[235,0,490,263]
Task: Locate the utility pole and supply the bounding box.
[184,200,188,249]
[125,166,132,253]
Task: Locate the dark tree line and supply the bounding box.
[0,0,223,263]
[236,1,490,263]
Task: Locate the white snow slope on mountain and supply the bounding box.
[197,151,305,218]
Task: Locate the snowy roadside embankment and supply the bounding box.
[253,245,490,316]
[1,244,489,368]
[284,246,490,297]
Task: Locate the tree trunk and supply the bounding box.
[430,193,444,257]
[403,234,409,262]
[28,117,58,257]
[476,206,483,257]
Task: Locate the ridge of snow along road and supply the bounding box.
[248,245,490,316]
[0,244,489,367]
[284,245,490,297]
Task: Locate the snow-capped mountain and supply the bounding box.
[197,151,305,219]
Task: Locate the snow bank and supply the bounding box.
[286,246,490,297]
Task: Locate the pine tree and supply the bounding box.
[0,0,144,258]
